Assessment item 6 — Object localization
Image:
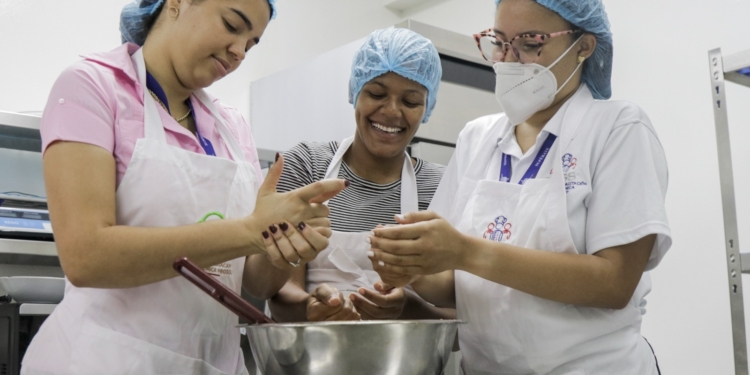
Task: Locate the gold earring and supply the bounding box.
[578,56,586,64]
[168,6,179,18]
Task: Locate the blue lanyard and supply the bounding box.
[499,133,557,185]
[145,72,216,157]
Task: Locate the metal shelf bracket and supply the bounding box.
[709,47,750,375]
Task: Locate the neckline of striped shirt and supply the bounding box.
[327,141,425,190]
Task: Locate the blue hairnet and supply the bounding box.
[120,0,278,46]
[349,28,442,123]
[120,0,164,46]
[494,0,613,100]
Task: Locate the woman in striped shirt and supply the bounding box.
[267,28,455,322]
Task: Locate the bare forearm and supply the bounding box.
[410,271,456,308]
[243,254,293,300]
[58,217,264,289]
[268,282,309,322]
[460,236,652,309]
[399,289,456,319]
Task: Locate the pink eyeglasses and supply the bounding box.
[473,29,582,64]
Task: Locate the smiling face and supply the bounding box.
[157,0,270,89]
[354,72,428,160]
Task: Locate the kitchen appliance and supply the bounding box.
[0,111,61,375]
[174,257,461,375]
[0,277,64,304]
[0,276,62,375]
[0,204,52,242]
[0,293,58,375]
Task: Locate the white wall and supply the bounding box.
[607,2,750,374]
[2,0,750,373]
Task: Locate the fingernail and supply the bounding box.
[358,288,365,295]
[279,222,289,231]
[365,237,371,244]
[298,222,306,231]
[269,224,278,234]
[395,214,405,221]
[367,251,374,258]
[344,180,351,188]
[275,152,280,162]
[262,231,269,239]
[378,261,385,267]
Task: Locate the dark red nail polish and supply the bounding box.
[298,222,306,231]
[279,222,289,231]
[262,231,269,239]
[275,152,280,162]
[269,224,278,234]
[344,180,351,188]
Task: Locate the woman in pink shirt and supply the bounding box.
[21,1,346,374]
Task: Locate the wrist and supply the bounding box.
[243,215,267,254]
[455,234,480,272]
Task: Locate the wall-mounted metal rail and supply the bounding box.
[709,47,750,375]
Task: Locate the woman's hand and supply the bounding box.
[262,219,332,270]
[368,211,470,285]
[306,284,361,321]
[349,282,406,320]
[250,155,346,267]
[367,256,420,289]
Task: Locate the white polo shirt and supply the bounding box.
[431,85,672,270]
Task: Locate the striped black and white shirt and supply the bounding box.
[277,141,445,233]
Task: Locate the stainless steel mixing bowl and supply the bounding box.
[245,320,461,375]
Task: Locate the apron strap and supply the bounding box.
[323,136,419,214]
[132,49,168,144]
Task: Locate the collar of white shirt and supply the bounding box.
[496,117,562,160]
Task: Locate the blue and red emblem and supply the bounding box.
[484,215,512,242]
[562,153,577,172]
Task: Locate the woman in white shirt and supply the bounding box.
[367,0,671,374]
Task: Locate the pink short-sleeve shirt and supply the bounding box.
[40,43,264,187]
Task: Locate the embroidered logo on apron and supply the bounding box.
[562,153,577,172]
[563,153,588,193]
[484,215,512,242]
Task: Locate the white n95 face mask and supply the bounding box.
[494,35,584,125]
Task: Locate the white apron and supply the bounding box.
[454,97,658,375]
[22,48,258,375]
[305,136,418,298]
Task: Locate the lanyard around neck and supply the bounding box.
[499,133,557,185]
[145,72,216,157]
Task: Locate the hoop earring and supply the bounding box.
[168,6,179,18]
